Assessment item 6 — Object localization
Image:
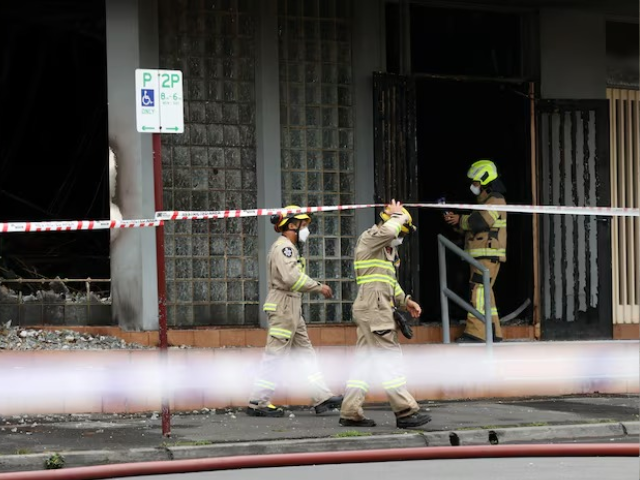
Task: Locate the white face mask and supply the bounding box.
[390,237,404,248]
[470,184,482,196]
[298,227,310,243]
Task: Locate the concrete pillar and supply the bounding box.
[255,0,282,328]
[106,0,160,330]
[540,9,607,99]
[353,0,383,235]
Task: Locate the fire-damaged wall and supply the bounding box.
[277,0,357,323]
[538,9,614,340]
[155,0,358,327]
[107,0,161,331]
[158,0,261,326]
[539,101,612,340]
[3,1,633,332]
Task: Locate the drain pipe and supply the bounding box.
[2,444,638,480]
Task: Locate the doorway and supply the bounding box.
[383,2,535,326]
[414,79,533,325]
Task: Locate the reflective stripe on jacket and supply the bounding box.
[262,236,322,312]
[460,193,508,262]
[352,213,411,331]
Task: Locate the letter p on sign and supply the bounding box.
[143,72,153,87]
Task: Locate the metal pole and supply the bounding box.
[86,280,91,318]
[153,133,171,437]
[483,269,493,351]
[444,288,485,321]
[438,238,451,344]
[438,234,497,347]
[529,81,541,339]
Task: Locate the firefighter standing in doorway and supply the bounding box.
[340,200,432,428]
[444,160,507,343]
[246,206,343,417]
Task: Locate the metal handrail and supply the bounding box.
[438,234,493,348]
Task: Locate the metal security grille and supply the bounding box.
[278,0,355,323]
[608,88,640,325]
[158,0,260,326]
[372,72,419,297]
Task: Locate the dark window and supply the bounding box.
[385,2,401,74]
[0,1,109,281]
[606,21,639,88]
[409,5,522,78]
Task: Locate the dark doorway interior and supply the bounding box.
[385,3,534,325]
[0,1,109,291]
[414,79,533,324]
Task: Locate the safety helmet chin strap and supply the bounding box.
[284,220,304,250]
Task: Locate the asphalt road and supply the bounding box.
[125,458,640,480]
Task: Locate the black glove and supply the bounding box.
[393,308,414,340]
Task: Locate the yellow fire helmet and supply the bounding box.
[270,205,311,233]
[467,159,498,186]
[379,206,417,235]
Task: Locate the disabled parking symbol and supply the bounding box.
[141,89,155,107]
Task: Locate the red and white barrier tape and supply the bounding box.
[157,202,638,220]
[0,219,162,233]
[0,202,636,233]
[404,202,639,218]
[154,203,380,221]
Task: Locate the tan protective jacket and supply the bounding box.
[262,236,322,314]
[351,213,411,332]
[460,192,508,263]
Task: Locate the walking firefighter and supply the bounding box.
[339,200,432,429]
[246,206,343,417]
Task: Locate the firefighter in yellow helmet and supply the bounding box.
[444,160,507,343]
[246,206,343,417]
[340,200,432,428]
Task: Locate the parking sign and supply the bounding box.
[135,69,184,133]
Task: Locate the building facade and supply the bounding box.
[1,0,638,340]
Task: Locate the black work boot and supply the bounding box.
[396,410,432,429]
[245,401,285,418]
[456,332,503,343]
[339,417,376,427]
[315,395,344,414]
[455,333,484,343]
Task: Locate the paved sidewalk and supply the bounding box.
[0,394,638,472]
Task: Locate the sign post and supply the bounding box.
[135,69,184,437]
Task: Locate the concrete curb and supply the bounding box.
[168,433,427,460]
[0,448,169,472]
[1,422,637,472]
[417,422,640,447]
[492,422,632,445]
[621,421,640,436]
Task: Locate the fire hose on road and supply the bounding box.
[1,444,638,480]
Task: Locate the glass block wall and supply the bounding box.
[278,0,356,323]
[158,0,260,326]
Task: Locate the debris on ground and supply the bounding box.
[0,325,151,351]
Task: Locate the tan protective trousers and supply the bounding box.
[249,295,334,408]
[341,314,419,421]
[465,260,503,341]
